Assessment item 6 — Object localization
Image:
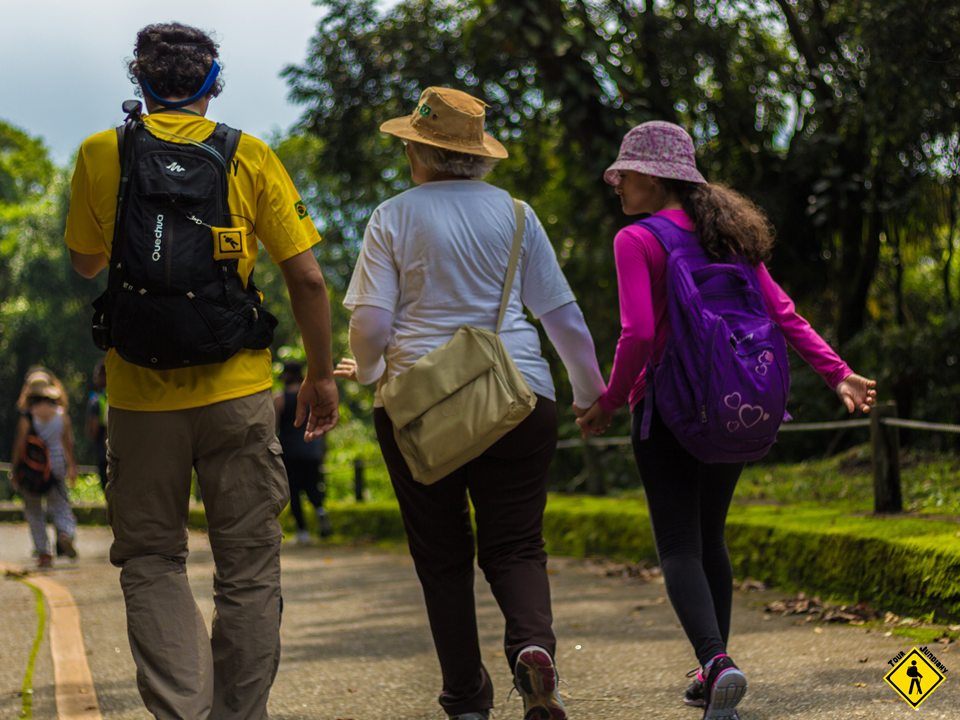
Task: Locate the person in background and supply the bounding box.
[577,121,877,720]
[11,368,79,567]
[275,361,333,543]
[86,359,108,492]
[336,86,606,720]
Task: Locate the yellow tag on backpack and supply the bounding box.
[212,227,246,260]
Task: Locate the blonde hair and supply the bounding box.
[407,140,498,179]
[16,366,69,412]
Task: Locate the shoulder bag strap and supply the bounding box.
[496,199,525,334]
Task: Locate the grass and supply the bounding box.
[735,445,960,514]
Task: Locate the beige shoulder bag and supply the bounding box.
[379,199,537,485]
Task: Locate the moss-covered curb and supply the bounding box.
[3,497,958,619]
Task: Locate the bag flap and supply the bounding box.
[380,326,498,429]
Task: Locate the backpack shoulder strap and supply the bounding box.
[635,214,699,255]
[210,123,242,165]
[496,199,525,334]
[223,125,242,166]
[19,409,37,435]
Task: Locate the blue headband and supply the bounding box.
[141,60,220,109]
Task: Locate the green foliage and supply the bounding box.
[724,505,960,621]
[738,445,960,514]
[281,0,960,460]
[0,121,107,471]
[0,120,54,206]
[280,500,407,541]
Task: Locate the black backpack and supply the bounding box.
[14,412,54,495]
[92,101,277,369]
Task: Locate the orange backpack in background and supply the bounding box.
[14,412,54,495]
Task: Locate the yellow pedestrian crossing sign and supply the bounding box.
[884,648,946,708]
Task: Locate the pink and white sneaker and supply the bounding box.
[513,646,567,720]
[701,655,747,719]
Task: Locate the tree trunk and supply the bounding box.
[838,208,882,345]
[943,186,957,310]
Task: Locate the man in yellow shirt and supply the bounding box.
[64,22,338,720]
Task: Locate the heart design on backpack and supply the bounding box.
[760,351,774,364]
[727,421,741,433]
[739,404,765,428]
[724,392,742,409]
[755,364,768,376]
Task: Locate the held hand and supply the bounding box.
[333,358,359,383]
[836,373,877,414]
[572,403,588,418]
[575,402,614,438]
[296,376,340,441]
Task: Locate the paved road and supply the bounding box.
[1,523,956,720]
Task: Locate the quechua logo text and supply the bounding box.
[152,215,164,262]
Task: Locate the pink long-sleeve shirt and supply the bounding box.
[597,209,853,415]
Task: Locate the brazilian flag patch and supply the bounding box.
[294,200,308,219]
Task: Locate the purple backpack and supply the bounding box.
[639,215,790,463]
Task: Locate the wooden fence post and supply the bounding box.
[871,400,902,514]
[354,459,365,503]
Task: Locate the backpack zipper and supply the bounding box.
[702,319,720,424]
[165,200,175,289]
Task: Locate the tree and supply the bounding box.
[771,0,960,343]
[0,121,107,475]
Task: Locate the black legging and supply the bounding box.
[631,400,744,666]
[282,457,326,531]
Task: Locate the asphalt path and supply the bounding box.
[0,523,956,720]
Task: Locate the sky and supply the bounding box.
[0,0,393,166]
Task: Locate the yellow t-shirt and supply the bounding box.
[64,113,320,411]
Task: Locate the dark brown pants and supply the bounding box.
[375,397,558,716]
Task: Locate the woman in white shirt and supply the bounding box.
[335,87,604,720]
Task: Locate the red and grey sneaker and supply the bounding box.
[701,655,747,719]
[683,666,707,707]
[513,646,567,720]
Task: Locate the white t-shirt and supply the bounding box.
[343,180,577,401]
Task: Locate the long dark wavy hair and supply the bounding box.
[127,23,224,101]
[660,178,775,265]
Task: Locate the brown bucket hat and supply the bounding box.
[380,87,508,159]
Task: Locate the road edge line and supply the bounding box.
[2,563,103,720]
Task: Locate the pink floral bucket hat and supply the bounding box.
[604,121,706,186]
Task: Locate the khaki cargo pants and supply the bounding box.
[106,390,289,720]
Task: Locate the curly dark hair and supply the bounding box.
[660,178,775,266]
[127,23,224,101]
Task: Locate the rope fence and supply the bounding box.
[553,404,960,513]
[2,405,957,510]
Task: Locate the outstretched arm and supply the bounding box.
[279,249,339,440]
[835,373,877,413]
[756,263,878,412]
[347,305,392,385]
[539,302,606,410]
